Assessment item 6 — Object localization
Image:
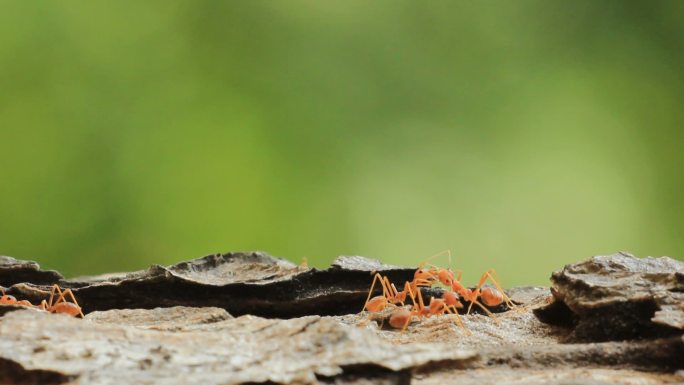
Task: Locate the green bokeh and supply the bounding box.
[1,1,682,286]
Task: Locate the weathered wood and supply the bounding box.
[0,307,476,385]
[2,252,420,317]
[1,252,683,385]
[535,252,684,341]
[0,256,62,287]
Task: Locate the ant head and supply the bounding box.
[414,268,434,282]
[0,293,17,304]
[437,270,454,285]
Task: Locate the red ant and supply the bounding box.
[361,272,433,313]
[0,285,84,318]
[386,280,469,333]
[361,272,419,329]
[416,251,515,317]
[361,270,468,333]
[361,272,421,328]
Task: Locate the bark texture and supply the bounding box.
[1,252,682,385]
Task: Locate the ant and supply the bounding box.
[0,284,84,318]
[361,269,468,333]
[360,272,419,329]
[361,271,438,309]
[361,272,433,313]
[387,279,469,334]
[415,251,515,317]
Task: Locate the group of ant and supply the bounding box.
[0,284,84,318]
[361,251,515,333]
[2,252,513,327]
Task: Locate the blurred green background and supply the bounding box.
[1,1,683,286]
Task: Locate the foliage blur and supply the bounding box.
[1,1,683,285]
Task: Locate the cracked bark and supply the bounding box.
[1,252,682,385]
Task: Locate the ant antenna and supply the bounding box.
[418,249,452,269]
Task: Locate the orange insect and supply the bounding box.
[385,282,468,333]
[361,272,420,312]
[408,282,468,332]
[450,269,515,314]
[0,284,84,318]
[361,269,468,333]
[361,272,428,330]
[416,252,515,316]
[362,251,514,332]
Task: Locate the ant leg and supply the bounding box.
[470,300,498,318]
[391,283,402,305]
[51,285,68,307]
[362,273,381,312]
[413,285,427,313]
[445,305,471,335]
[465,297,500,324]
[401,281,418,307]
[382,276,401,304]
[48,284,63,308]
[362,273,391,312]
[400,283,421,325]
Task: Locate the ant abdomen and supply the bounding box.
[365,296,387,312]
[481,287,504,307]
[388,308,412,329]
[51,302,82,317]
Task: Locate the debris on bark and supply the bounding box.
[535,252,684,341]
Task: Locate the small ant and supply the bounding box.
[361,270,468,333]
[416,251,515,316]
[361,272,419,318]
[0,285,84,318]
[386,280,469,334]
[361,251,515,333]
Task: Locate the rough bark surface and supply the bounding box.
[2,252,422,318]
[0,256,63,286]
[535,252,684,341]
[1,252,683,385]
